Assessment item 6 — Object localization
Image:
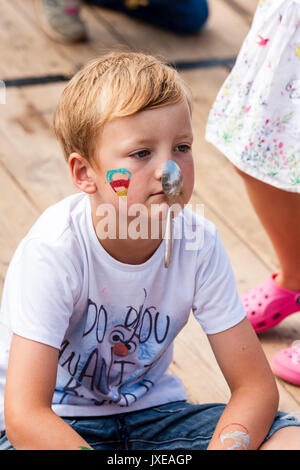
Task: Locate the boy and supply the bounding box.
[1,52,300,450]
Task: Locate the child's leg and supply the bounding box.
[235,168,300,381]
[235,167,300,291]
[85,0,209,35]
[36,0,87,43]
[259,426,300,450]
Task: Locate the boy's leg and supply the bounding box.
[84,0,209,35]
[125,401,225,450]
[0,431,14,450]
[125,402,300,450]
[259,426,300,450]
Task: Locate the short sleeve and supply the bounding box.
[0,236,82,349]
[192,229,246,334]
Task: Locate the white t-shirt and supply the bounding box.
[0,193,245,431]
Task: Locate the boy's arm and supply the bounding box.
[5,334,93,450]
[206,317,279,450]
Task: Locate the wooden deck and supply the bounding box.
[1,0,300,412]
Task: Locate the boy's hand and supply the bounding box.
[5,334,93,450]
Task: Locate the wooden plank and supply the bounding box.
[1,0,133,81]
[0,86,76,212]
[12,0,132,75]
[0,161,38,241]
[90,0,251,61]
[0,161,40,288]
[226,0,259,24]
[13,0,252,70]
[0,0,74,79]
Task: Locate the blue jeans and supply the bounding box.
[84,0,209,35]
[1,401,300,450]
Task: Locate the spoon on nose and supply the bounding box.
[161,160,183,268]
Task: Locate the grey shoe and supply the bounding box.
[36,0,87,43]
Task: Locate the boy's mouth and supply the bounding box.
[151,191,165,196]
[152,191,184,197]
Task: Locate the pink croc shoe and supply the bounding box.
[242,273,300,333]
[271,342,300,386]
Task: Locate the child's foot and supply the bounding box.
[242,273,300,333]
[271,341,300,386]
[35,0,87,43]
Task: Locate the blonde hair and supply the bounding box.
[53,51,192,165]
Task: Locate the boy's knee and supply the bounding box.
[86,0,209,35]
[259,426,300,450]
[159,0,209,35]
[167,0,209,35]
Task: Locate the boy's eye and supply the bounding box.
[130,150,150,159]
[175,144,190,153]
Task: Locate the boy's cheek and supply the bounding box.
[127,176,145,199]
[149,202,169,221]
[183,166,195,199]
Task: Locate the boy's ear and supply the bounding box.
[68,152,97,194]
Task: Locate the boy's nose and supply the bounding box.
[154,157,175,180]
[154,166,163,180]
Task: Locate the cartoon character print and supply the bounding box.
[109,324,139,360]
[58,290,172,407]
[58,321,141,405]
[105,324,140,388]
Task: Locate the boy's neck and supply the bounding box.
[96,235,163,265]
[90,196,164,265]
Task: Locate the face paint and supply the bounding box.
[106,168,131,199]
[219,423,250,450]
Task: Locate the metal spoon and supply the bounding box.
[161,160,183,268]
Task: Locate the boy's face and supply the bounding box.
[90,100,195,220]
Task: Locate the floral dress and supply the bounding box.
[206,0,300,192]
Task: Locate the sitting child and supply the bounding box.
[1,52,300,450]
